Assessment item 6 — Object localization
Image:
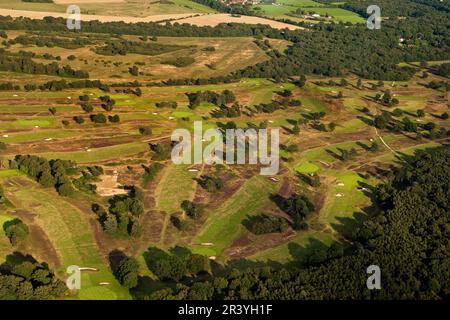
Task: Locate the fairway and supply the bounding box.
[194,175,278,256]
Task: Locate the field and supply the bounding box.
[0,9,448,300]
[173,13,301,29]
[257,0,365,24]
[0,0,215,17]
[4,33,271,83]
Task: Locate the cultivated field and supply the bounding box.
[0,0,215,17]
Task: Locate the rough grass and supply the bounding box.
[3,179,130,300]
[248,230,334,265]
[194,175,278,257]
[37,141,148,163]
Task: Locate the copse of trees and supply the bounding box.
[155,101,177,109]
[143,247,211,284]
[273,193,315,230]
[90,113,107,123]
[210,102,242,118]
[180,200,204,220]
[186,90,236,109]
[3,218,29,246]
[93,186,145,238]
[142,162,163,187]
[0,82,20,90]
[0,52,89,78]
[94,40,190,56]
[9,155,78,197]
[111,254,139,289]
[0,252,68,300]
[8,34,93,49]
[197,175,224,193]
[434,62,450,77]
[245,214,289,235]
[99,95,116,111]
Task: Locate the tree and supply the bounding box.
[328,122,336,132]
[357,78,362,89]
[4,219,29,245]
[416,109,425,117]
[374,115,387,129]
[80,103,93,113]
[90,113,107,123]
[139,126,152,135]
[114,256,139,289]
[369,141,379,152]
[74,116,84,124]
[441,112,448,120]
[186,254,210,275]
[108,115,120,123]
[57,182,74,196]
[48,107,56,115]
[38,170,54,187]
[129,66,139,76]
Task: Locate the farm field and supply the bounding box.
[257,0,365,24]
[0,2,449,302]
[0,0,215,17]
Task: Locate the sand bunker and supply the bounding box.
[95,173,128,197]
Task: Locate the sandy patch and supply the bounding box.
[95,173,128,196]
[172,13,301,30]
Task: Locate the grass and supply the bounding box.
[37,141,148,163]
[257,0,364,24]
[296,161,320,173]
[0,0,216,16]
[249,230,334,265]
[0,129,77,143]
[319,170,370,233]
[3,178,130,299]
[155,163,200,215]
[194,175,278,257]
[0,118,55,130]
[0,169,22,178]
